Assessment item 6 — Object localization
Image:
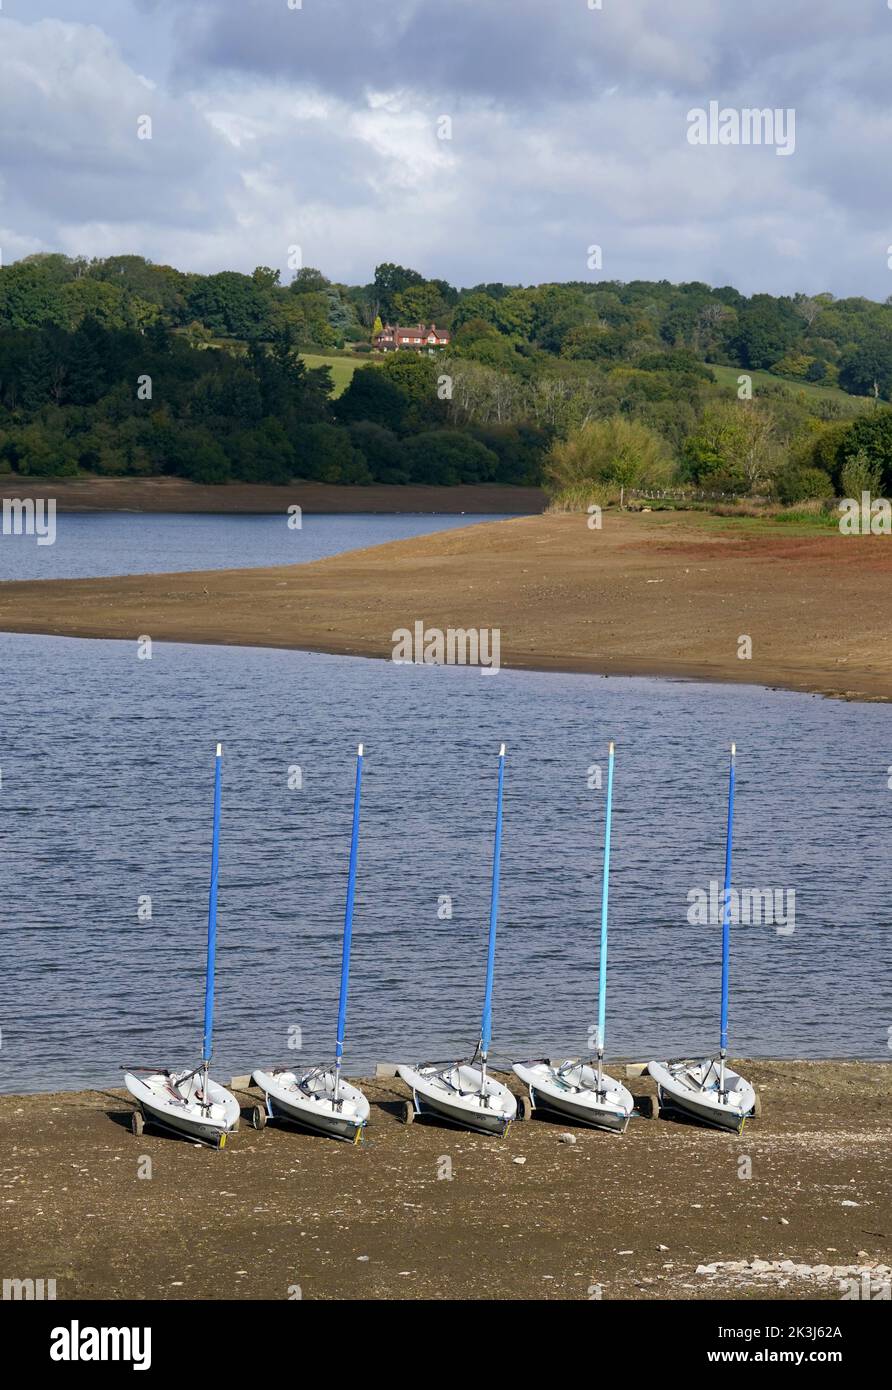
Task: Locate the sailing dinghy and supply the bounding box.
[398,744,517,1136]
[125,744,240,1149]
[513,741,634,1132]
[648,744,757,1133]
[253,744,370,1143]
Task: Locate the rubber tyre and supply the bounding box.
[515,1093,534,1121]
[400,1099,415,1125]
[250,1104,267,1130]
[130,1110,144,1137]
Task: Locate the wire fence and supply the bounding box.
[629,487,770,504]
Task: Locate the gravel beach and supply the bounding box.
[1,1061,888,1302]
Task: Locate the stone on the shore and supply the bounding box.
[694,1256,892,1289]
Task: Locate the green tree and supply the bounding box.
[289,267,331,295]
[835,410,892,492]
[469,423,549,485]
[0,260,66,329]
[178,430,231,483]
[774,464,833,505]
[402,430,499,485]
[837,340,892,399]
[89,256,189,321]
[373,262,425,319]
[840,449,884,500]
[227,418,295,484]
[451,292,501,335]
[546,416,670,506]
[294,422,370,483]
[334,365,409,430]
[683,401,779,493]
[59,277,133,330]
[5,421,79,475]
[186,272,272,339]
[252,266,281,291]
[529,286,591,353]
[347,421,407,483]
[393,281,451,326]
[728,295,800,370]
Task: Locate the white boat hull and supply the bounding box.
[648,1058,756,1132]
[125,1070,240,1147]
[253,1067,370,1142]
[512,1059,634,1132]
[398,1063,516,1135]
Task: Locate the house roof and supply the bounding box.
[375,322,450,340]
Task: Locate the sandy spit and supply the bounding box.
[1,512,890,702]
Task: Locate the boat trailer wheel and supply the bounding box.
[130,1109,145,1137]
[399,1100,415,1125]
[249,1104,267,1130]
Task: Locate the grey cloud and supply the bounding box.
[3,3,892,297]
[0,19,230,229]
[159,0,892,109]
[161,0,711,103]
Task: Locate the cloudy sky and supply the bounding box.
[1,0,891,296]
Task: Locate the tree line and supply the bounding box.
[5,253,892,392]
[2,252,892,500]
[0,318,547,486]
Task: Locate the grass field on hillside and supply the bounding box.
[307,355,872,408]
[300,353,378,396]
[707,362,872,412]
[188,336,373,397]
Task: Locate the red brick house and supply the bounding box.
[373,322,450,351]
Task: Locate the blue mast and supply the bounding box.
[719,743,736,1091]
[479,743,506,1093]
[334,744,364,1101]
[202,743,223,1092]
[596,741,615,1091]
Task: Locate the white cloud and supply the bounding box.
[2,4,892,295]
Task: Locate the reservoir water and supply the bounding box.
[0,515,889,1091]
[0,511,503,581]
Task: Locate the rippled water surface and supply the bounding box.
[1,622,889,1092]
[0,511,506,580]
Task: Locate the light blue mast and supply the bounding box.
[719,742,736,1094]
[334,743,364,1103]
[479,743,506,1098]
[201,742,223,1104]
[596,740,615,1092]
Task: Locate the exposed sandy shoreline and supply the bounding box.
[0,476,544,515]
[1,1061,888,1301]
[1,511,891,701]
